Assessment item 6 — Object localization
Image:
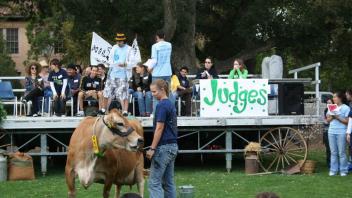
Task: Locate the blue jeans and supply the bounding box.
[152,76,171,114]
[131,90,152,115]
[148,143,178,198]
[328,133,348,174]
[43,87,52,113]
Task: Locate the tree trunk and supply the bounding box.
[163,0,177,40]
[170,0,197,72]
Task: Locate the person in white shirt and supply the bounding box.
[147,30,172,114]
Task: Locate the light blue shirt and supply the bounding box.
[328,104,350,134]
[151,41,172,77]
[108,44,131,80]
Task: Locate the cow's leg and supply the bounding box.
[103,181,113,198]
[65,165,76,198]
[114,185,121,198]
[137,179,145,198]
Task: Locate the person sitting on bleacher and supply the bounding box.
[76,66,103,116]
[66,63,81,116]
[97,63,107,90]
[23,62,44,117]
[129,63,152,117]
[39,60,51,116]
[48,59,68,117]
[173,66,192,116]
[193,57,219,100]
[195,57,219,79]
[228,58,248,79]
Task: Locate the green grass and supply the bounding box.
[0,151,351,198]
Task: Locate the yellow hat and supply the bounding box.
[115,33,126,41]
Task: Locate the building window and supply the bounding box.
[6,28,19,54]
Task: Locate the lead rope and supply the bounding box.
[92,117,104,157]
[91,116,131,158]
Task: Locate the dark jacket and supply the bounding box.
[130,72,152,92]
[25,76,44,95]
[195,67,219,79]
[177,74,191,90]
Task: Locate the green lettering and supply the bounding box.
[233,90,248,113]
[248,90,258,104]
[204,80,218,105]
[257,89,267,105]
[218,88,229,103]
[229,81,239,105]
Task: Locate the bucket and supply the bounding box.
[298,160,316,174]
[245,154,259,174]
[178,185,194,198]
[0,153,7,182]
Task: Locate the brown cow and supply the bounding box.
[65,109,145,198]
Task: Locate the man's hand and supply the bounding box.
[146,149,155,160]
[60,93,66,99]
[53,94,58,100]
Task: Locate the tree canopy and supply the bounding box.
[7,0,352,91]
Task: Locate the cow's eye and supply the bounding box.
[116,122,124,127]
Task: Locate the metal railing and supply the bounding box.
[289,62,321,116]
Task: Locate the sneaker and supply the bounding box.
[42,112,49,117]
[76,111,85,117]
[61,115,66,117]
[340,173,347,177]
[329,171,336,176]
[32,113,38,117]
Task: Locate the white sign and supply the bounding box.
[127,38,141,68]
[200,79,269,117]
[90,32,112,65]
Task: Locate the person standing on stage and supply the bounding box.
[147,30,172,114]
[102,33,131,116]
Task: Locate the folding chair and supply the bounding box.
[0,81,18,116]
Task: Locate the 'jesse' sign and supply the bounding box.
[200,79,269,117]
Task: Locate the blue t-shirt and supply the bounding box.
[108,44,131,80]
[327,104,350,134]
[151,41,172,77]
[153,99,178,146]
[48,68,68,93]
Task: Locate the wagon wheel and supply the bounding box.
[259,127,307,172]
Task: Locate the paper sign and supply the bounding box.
[200,79,269,117]
[90,32,112,65]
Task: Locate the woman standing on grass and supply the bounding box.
[147,79,178,198]
[228,58,248,79]
[326,91,349,176]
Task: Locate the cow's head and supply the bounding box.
[100,109,144,152]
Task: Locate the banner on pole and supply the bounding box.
[200,79,269,117]
[90,32,112,66]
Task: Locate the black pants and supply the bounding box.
[178,88,192,116]
[24,87,44,115]
[53,93,66,116]
[323,130,331,167]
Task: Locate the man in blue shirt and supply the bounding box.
[102,33,131,116]
[148,30,172,114]
[66,63,81,116]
